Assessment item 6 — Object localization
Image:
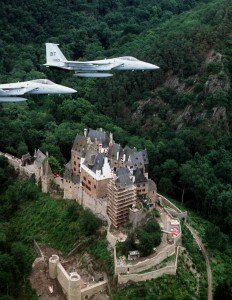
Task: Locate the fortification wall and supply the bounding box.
[107,229,118,247]
[0,151,34,178]
[76,188,108,221]
[117,246,180,284]
[157,193,187,221]
[48,255,107,300]
[118,265,176,284]
[57,263,70,296]
[115,243,176,275]
[81,281,108,300]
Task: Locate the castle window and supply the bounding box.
[74,161,76,165]
[83,176,86,181]
[88,180,91,185]
[142,189,145,192]
[74,168,76,171]
[137,184,140,187]
[94,185,96,189]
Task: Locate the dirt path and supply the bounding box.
[185,224,212,300]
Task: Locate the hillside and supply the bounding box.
[0,0,232,299]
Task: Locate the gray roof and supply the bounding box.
[148,179,157,192]
[41,157,52,176]
[84,152,105,174]
[126,150,148,168]
[34,149,46,167]
[141,150,148,164]
[84,146,98,166]
[63,161,80,184]
[134,168,148,184]
[123,146,135,161]
[72,134,88,156]
[63,161,72,180]
[116,167,133,188]
[108,143,123,160]
[88,129,110,148]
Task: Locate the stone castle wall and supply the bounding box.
[157,193,187,219]
[117,246,180,284]
[115,243,176,275]
[49,255,107,300]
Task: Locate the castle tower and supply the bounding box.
[41,157,52,193]
[49,254,59,279]
[68,272,81,300]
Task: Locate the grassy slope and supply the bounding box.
[11,193,113,271]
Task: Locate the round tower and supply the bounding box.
[49,254,59,279]
[68,272,81,300]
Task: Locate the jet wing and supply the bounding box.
[66,61,123,70]
[0,86,37,95]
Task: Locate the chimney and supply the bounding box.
[116,151,119,161]
[109,132,113,145]
[84,128,88,137]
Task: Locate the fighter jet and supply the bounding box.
[0,79,76,102]
[44,43,159,78]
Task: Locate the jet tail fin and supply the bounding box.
[45,43,67,67]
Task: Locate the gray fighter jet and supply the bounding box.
[0,79,76,102]
[44,43,159,77]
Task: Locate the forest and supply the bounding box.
[0,0,231,299]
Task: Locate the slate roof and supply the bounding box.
[116,167,133,188]
[63,161,80,184]
[108,143,123,160]
[84,146,98,166]
[141,150,148,164]
[84,152,105,174]
[72,134,88,156]
[88,129,110,148]
[63,161,72,180]
[41,157,52,176]
[148,179,157,192]
[134,168,148,184]
[126,150,148,168]
[123,146,135,161]
[34,149,46,167]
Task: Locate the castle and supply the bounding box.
[62,128,157,228]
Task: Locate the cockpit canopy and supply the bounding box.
[31,79,55,85]
[118,56,138,61]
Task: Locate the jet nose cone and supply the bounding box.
[147,63,160,70]
[58,85,77,94]
[67,87,77,94]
